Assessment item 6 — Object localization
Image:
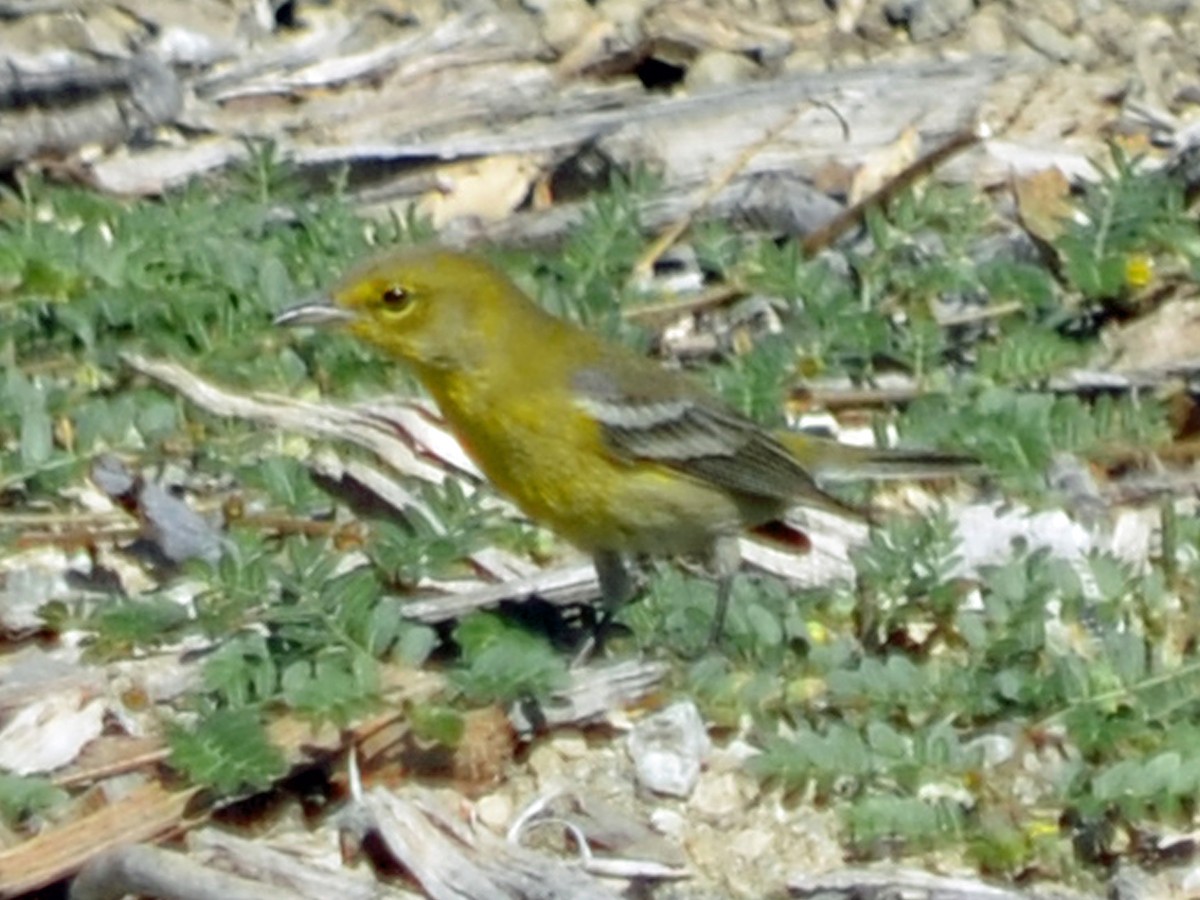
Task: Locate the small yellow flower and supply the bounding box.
[1124,254,1154,289]
[806,620,831,645]
[1025,818,1060,841]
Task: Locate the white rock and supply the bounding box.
[627,701,711,798]
[0,690,105,774]
[649,807,686,840]
[690,771,752,821]
[475,793,513,832]
[549,729,589,759]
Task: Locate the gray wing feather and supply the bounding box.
[572,366,823,502]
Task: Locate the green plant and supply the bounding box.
[0,774,68,827]
[450,613,568,705]
[1057,147,1200,302]
[168,708,286,794]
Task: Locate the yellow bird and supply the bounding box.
[276,246,974,645]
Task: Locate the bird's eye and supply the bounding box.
[381,285,410,308]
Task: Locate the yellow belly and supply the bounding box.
[430,375,775,557]
[517,457,753,556]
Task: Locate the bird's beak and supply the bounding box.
[273,296,358,328]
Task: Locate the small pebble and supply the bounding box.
[1015,15,1080,62]
[731,826,774,860]
[686,49,759,89]
[963,5,1009,54]
[549,729,589,759]
[963,732,1018,769]
[627,701,711,798]
[689,771,754,821]
[475,793,513,832]
[650,807,687,840]
[527,742,566,784]
[539,1,602,54]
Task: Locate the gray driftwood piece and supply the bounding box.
[513,658,670,731]
[89,32,1000,219]
[188,829,422,900]
[0,54,182,166]
[788,867,1100,900]
[333,56,1000,246]
[440,171,846,249]
[300,55,1002,182]
[343,786,625,900]
[69,844,271,900]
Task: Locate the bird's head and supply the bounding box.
[275,246,533,372]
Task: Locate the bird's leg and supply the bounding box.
[707,535,742,646]
[595,549,633,609]
[573,550,633,665]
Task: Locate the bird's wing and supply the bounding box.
[570,364,849,512]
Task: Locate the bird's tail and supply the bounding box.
[775,431,981,483]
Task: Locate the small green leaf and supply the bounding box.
[0,773,68,826]
[168,708,285,795]
[19,408,53,467]
[280,652,378,723]
[203,633,278,707]
[410,704,465,746]
[90,596,191,656]
[394,619,438,666]
[451,613,567,705]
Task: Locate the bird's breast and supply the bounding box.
[425,371,763,556]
